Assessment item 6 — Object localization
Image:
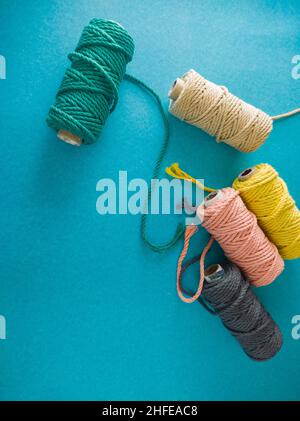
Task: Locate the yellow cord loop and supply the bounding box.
[165,163,216,193]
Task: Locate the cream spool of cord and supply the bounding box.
[169,69,300,152]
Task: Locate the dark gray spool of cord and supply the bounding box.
[202,261,283,361]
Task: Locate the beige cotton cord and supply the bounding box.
[169,69,300,152]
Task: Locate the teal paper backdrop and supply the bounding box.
[0,0,299,401]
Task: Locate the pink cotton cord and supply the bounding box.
[197,188,284,287]
[176,225,214,303]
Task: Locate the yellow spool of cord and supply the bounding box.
[233,164,300,260]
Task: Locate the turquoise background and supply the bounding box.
[0,0,299,401]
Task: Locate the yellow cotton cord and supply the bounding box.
[165,163,217,193]
[233,164,300,260]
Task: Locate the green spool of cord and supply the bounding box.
[47,18,135,146]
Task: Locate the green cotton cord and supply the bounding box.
[47,18,184,252]
[47,19,135,144]
[124,74,185,252]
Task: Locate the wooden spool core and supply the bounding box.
[168,78,184,101]
[58,129,82,146]
[238,166,257,181]
[204,190,222,207]
[205,264,224,282]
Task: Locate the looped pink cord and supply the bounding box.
[177,225,214,303]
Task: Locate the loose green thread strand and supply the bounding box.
[125,74,185,252]
[47,19,184,252]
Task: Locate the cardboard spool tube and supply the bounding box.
[204,190,223,207]
[197,190,222,223]
[57,130,82,146]
[168,78,184,101]
[238,166,257,181]
[204,263,224,282]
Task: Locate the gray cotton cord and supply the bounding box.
[179,258,283,361]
